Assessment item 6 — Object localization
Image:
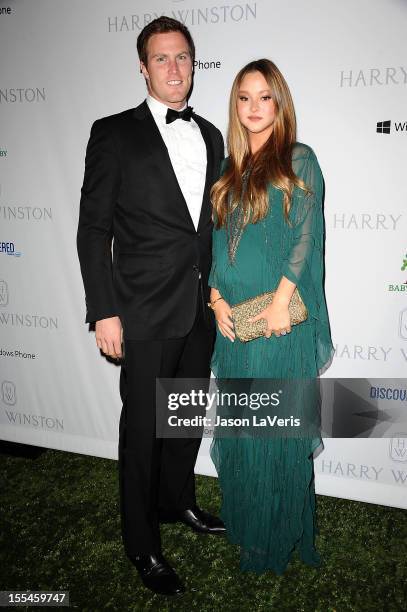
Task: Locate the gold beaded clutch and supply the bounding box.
[231,289,308,342]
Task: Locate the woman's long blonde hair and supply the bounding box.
[211,59,310,228]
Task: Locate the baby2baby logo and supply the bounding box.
[388,251,407,292]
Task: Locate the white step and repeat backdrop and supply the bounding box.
[1,0,406,508]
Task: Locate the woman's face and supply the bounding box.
[236,71,276,138]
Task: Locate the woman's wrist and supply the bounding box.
[272,293,291,308]
[208,295,224,310]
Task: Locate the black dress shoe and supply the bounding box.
[130,553,185,596]
[178,506,226,535]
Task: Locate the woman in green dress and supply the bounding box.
[208,59,333,574]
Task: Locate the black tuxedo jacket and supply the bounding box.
[77,101,224,340]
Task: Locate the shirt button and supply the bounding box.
[192,265,199,272]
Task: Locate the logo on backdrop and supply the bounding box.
[389,434,407,463]
[399,308,407,341]
[0,7,12,15]
[0,148,7,158]
[193,59,222,70]
[370,385,407,402]
[318,458,384,481]
[0,186,53,221]
[0,283,38,358]
[377,120,391,134]
[334,343,407,365]
[0,280,8,306]
[388,251,407,292]
[1,382,64,431]
[331,213,402,231]
[339,66,407,87]
[1,380,16,406]
[0,280,58,330]
[0,88,46,103]
[107,2,257,31]
[0,348,36,360]
[377,120,407,134]
[318,456,407,485]
[334,344,392,361]
[4,409,64,431]
[0,241,22,257]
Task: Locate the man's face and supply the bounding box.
[140,31,193,110]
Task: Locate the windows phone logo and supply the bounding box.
[376,120,391,134]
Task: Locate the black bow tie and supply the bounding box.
[165,106,193,124]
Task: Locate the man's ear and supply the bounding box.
[140,61,149,79]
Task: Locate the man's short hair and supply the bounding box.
[137,16,195,66]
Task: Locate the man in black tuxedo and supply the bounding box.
[77,17,225,596]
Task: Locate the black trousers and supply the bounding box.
[118,296,215,557]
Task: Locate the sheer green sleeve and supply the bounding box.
[282,145,334,372]
[281,146,322,285]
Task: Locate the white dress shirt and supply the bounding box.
[147,95,207,231]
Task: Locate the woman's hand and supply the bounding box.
[213,299,235,342]
[248,299,291,338]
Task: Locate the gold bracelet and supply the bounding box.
[207,296,224,310]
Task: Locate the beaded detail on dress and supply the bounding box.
[226,167,251,265]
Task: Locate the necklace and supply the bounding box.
[226,167,251,265]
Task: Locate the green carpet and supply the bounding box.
[0,449,405,611]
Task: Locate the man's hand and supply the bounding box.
[95,316,123,358]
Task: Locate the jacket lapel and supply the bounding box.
[193,114,215,231]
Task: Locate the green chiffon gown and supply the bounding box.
[208,144,334,574]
